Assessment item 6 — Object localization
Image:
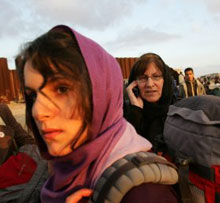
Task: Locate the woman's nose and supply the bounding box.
[145,77,154,86]
[32,93,55,122]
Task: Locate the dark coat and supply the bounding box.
[125,103,169,152]
[0,103,34,148]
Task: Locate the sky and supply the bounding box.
[0,0,220,77]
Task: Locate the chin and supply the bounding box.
[145,97,160,103]
[48,147,65,157]
[48,150,61,157]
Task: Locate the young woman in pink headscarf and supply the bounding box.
[16,25,180,203]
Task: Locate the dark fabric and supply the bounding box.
[216,192,220,203]
[125,64,175,153]
[164,95,220,203]
[169,67,179,85]
[0,146,49,203]
[178,164,193,203]
[17,157,49,203]
[126,104,167,151]
[0,125,16,164]
[186,80,197,97]
[173,95,220,121]
[121,183,181,203]
[0,103,34,147]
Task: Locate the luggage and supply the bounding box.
[164,95,220,203]
[0,145,48,203]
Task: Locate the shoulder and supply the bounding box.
[0,104,12,119]
[178,83,186,94]
[179,82,186,87]
[121,183,181,203]
[196,79,203,86]
[0,103,10,111]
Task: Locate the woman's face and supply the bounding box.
[137,62,164,103]
[24,61,88,157]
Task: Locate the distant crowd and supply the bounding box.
[198,74,220,96]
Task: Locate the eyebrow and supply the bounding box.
[48,76,67,83]
[47,75,74,87]
[143,73,162,76]
[46,73,68,81]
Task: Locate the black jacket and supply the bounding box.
[0,103,34,148]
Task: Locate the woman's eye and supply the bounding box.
[152,75,162,80]
[57,86,69,94]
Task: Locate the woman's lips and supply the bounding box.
[42,129,63,139]
[145,90,157,94]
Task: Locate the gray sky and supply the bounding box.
[0,0,220,76]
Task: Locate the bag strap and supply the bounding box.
[176,157,194,203]
[91,152,178,203]
[96,154,177,203]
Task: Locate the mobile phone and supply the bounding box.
[132,87,140,97]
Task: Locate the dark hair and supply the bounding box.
[128,53,173,105]
[184,67,194,73]
[128,53,166,84]
[16,28,92,158]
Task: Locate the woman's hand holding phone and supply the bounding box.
[126,81,143,109]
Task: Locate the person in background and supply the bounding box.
[0,103,48,203]
[16,26,180,203]
[0,103,35,164]
[179,67,206,98]
[125,53,176,154]
[207,81,220,97]
[178,71,185,85]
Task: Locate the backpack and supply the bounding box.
[0,145,49,203]
[163,95,220,203]
[89,151,178,203]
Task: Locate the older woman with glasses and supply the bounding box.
[125,53,176,154]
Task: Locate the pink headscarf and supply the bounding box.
[41,25,127,202]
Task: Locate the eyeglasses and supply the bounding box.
[137,74,163,84]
